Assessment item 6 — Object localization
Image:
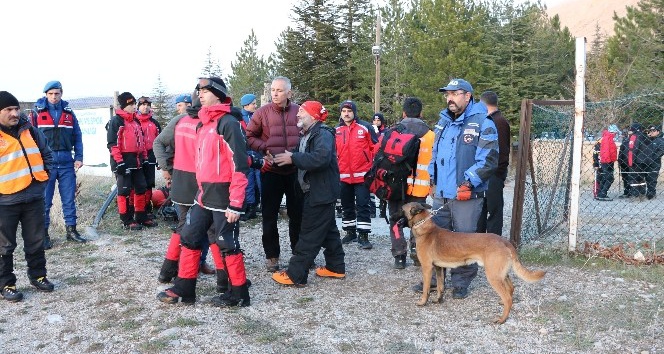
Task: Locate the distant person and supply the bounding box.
[174,94,192,115]
[617,127,632,198]
[30,81,86,249]
[592,124,619,201]
[644,125,664,199]
[372,112,388,219]
[0,91,55,302]
[335,100,375,249]
[240,93,261,221]
[136,96,161,221]
[107,92,151,230]
[271,101,346,287]
[386,97,434,269]
[477,91,510,234]
[246,77,303,272]
[157,77,251,307]
[626,123,648,198]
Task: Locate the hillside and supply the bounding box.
[546,0,640,41]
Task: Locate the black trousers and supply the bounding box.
[117,169,147,196]
[597,163,615,198]
[339,182,371,233]
[629,164,648,197]
[286,194,345,285]
[646,163,661,198]
[477,174,506,235]
[260,171,303,259]
[0,199,48,288]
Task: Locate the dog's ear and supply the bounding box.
[410,203,425,216]
[422,203,432,210]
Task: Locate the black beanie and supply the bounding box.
[117,92,136,109]
[0,91,20,111]
[199,77,228,101]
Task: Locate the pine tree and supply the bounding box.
[606,0,664,94]
[228,30,270,105]
[201,47,224,78]
[150,75,172,127]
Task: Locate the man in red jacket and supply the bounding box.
[246,76,303,272]
[593,124,619,201]
[335,100,375,249]
[157,77,250,307]
[136,96,161,220]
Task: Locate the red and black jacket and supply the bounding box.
[195,102,249,212]
[136,111,162,164]
[106,109,148,172]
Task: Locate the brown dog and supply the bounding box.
[401,202,546,324]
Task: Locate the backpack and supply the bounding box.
[364,123,420,201]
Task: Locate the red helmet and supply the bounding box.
[151,188,167,208]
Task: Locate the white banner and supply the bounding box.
[76,107,113,177]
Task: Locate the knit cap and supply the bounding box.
[301,101,328,122]
[0,91,20,111]
[117,92,136,109]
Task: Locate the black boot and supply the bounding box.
[341,229,357,244]
[66,225,87,243]
[211,283,250,307]
[157,278,197,304]
[158,259,178,283]
[357,232,373,250]
[43,229,53,250]
[216,269,229,294]
[394,255,406,269]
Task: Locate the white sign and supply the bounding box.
[77,108,113,177]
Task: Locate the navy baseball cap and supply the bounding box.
[175,94,192,104]
[438,78,473,93]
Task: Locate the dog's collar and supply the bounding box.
[411,215,432,229]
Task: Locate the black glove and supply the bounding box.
[247,151,265,170]
[116,162,127,175]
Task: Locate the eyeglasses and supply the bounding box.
[196,78,228,97]
[443,91,467,98]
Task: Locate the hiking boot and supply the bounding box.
[452,287,469,299]
[123,221,143,231]
[393,255,406,269]
[158,259,178,284]
[141,219,158,228]
[1,285,24,302]
[271,271,305,287]
[357,232,373,250]
[199,263,215,275]
[156,289,195,304]
[30,276,55,292]
[65,225,87,243]
[617,194,631,199]
[314,266,345,279]
[43,229,53,250]
[265,258,279,272]
[341,229,357,244]
[211,284,250,307]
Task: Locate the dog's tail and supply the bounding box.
[510,247,546,283]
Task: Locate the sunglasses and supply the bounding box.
[196,78,228,97]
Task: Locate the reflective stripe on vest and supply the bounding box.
[0,129,49,194]
[407,130,435,197]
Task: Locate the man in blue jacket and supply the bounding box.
[240,93,261,221]
[418,78,498,299]
[31,81,86,249]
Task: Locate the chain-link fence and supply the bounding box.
[511,93,664,262]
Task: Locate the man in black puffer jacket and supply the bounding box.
[271,101,346,287]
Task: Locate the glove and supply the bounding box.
[456,181,472,201]
[247,151,264,170]
[116,162,127,175]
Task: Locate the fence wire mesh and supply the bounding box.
[513,93,664,262]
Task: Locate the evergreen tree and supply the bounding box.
[606,0,664,94]
[201,47,224,78]
[150,74,172,127]
[227,30,270,104]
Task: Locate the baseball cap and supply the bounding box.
[438,78,473,93]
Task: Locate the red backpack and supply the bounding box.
[364,124,420,201]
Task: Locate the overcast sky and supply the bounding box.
[3,0,566,101]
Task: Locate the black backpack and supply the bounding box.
[364,124,420,201]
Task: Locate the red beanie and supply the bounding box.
[301,101,328,122]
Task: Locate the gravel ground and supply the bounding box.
[0,210,661,354]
